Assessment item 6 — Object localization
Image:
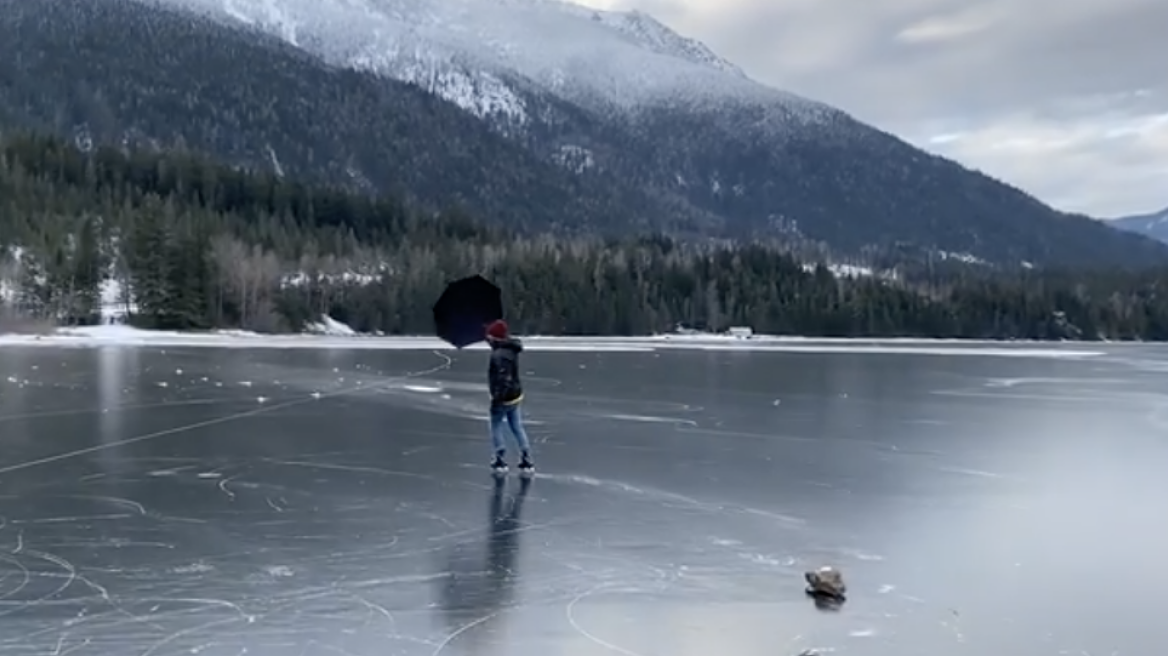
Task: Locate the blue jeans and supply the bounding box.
[490,403,531,455]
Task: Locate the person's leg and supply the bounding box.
[504,404,533,458]
[489,405,507,465]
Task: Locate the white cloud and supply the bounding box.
[895,4,1005,43]
[576,0,1168,217]
[914,111,1168,218]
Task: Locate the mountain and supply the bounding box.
[3,0,1168,269]
[1110,207,1168,245]
[0,0,704,237]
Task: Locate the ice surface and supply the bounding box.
[1,343,1166,654]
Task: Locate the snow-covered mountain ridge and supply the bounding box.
[152,0,833,126]
[1110,206,1168,245]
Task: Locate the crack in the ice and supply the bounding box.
[0,351,455,477]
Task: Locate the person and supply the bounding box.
[485,319,534,473]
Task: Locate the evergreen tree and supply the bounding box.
[125,195,173,328]
[72,216,104,324]
[16,253,50,318]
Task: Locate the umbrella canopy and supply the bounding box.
[432,275,504,348]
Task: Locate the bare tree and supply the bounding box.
[209,234,249,326]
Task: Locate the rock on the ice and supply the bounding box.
[804,565,846,599]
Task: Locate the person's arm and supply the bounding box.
[488,359,504,403]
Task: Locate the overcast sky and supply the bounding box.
[580,0,1166,218]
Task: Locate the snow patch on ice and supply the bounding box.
[148,469,179,477]
[936,466,1005,479]
[264,565,295,577]
[834,549,884,562]
[604,413,698,427]
[171,562,214,574]
[740,552,795,568]
[983,376,1125,388]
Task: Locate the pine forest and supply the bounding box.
[3,132,1168,341]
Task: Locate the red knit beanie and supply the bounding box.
[486,319,509,340]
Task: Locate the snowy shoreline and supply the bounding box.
[0,323,1121,358]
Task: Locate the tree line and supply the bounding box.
[2,131,1168,340]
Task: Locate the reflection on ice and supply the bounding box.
[436,475,532,653]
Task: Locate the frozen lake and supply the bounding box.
[1,340,1166,655]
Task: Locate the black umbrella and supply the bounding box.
[432,274,504,348]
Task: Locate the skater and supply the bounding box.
[485,319,534,473]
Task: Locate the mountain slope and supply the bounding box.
[1110,207,1168,245]
[3,0,1168,269]
[0,0,715,235]
[141,0,1168,268]
[165,0,808,116]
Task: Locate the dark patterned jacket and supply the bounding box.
[487,338,524,406]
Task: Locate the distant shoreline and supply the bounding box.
[0,324,1121,358]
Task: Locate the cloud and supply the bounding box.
[896,4,1004,43]
[576,0,1168,217]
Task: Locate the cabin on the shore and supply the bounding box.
[727,326,753,339]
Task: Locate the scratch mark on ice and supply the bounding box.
[268,459,435,481]
[13,514,132,524]
[431,613,498,656]
[565,584,645,656]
